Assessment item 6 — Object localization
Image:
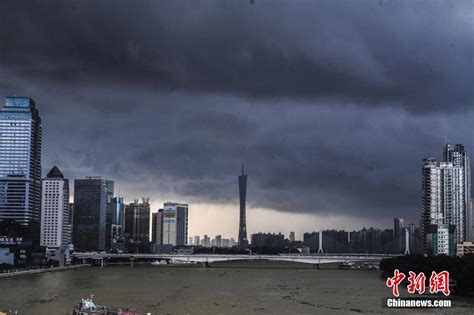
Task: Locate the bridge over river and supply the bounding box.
[73,253,393,268]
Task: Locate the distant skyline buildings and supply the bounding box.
[0,100,434,243]
[393,218,404,253]
[251,232,285,248]
[0,97,42,244]
[289,232,295,243]
[190,234,237,248]
[0,93,428,257]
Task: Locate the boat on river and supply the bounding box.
[72,295,137,315]
[338,261,357,269]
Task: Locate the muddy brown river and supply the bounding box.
[0,261,473,314]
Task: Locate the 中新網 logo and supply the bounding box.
[386,269,450,297]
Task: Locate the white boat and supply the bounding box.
[151,260,163,265]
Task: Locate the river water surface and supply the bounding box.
[0,261,473,314]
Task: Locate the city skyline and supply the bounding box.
[0,99,468,242]
[0,1,473,239]
[1,2,473,313]
[0,96,461,252]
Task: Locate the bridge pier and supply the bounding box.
[312,264,320,270]
[130,257,134,268]
[101,258,105,268]
[200,262,210,268]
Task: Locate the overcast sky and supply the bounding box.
[0,1,473,239]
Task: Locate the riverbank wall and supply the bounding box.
[0,264,90,278]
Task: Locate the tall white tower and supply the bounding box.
[317,229,324,253]
[404,228,410,255]
[40,166,71,248]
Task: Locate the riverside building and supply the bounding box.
[40,166,71,265]
[0,97,42,245]
[421,158,460,256]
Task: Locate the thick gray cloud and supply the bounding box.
[1,0,472,111]
[0,1,473,227]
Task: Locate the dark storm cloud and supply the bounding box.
[0,1,473,226]
[0,0,472,112]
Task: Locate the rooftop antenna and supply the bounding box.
[242,163,245,175]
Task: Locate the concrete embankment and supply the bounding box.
[0,264,90,278]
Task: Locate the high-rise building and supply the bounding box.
[222,238,230,247]
[202,235,210,247]
[393,218,404,253]
[176,203,188,246]
[238,164,248,247]
[162,202,188,246]
[69,202,74,230]
[380,229,394,253]
[440,162,464,244]
[0,97,42,244]
[421,158,459,255]
[106,196,125,249]
[215,235,222,247]
[444,144,472,241]
[422,158,441,254]
[405,223,418,255]
[193,235,200,246]
[73,177,113,251]
[124,198,151,244]
[251,232,285,247]
[152,209,163,244]
[40,166,71,248]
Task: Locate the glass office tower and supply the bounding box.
[124,198,151,244]
[73,177,113,251]
[0,97,42,244]
[106,196,125,249]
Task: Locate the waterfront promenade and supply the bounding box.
[0,264,90,278]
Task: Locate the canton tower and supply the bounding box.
[238,164,248,247]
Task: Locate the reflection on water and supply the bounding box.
[0,261,473,314]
